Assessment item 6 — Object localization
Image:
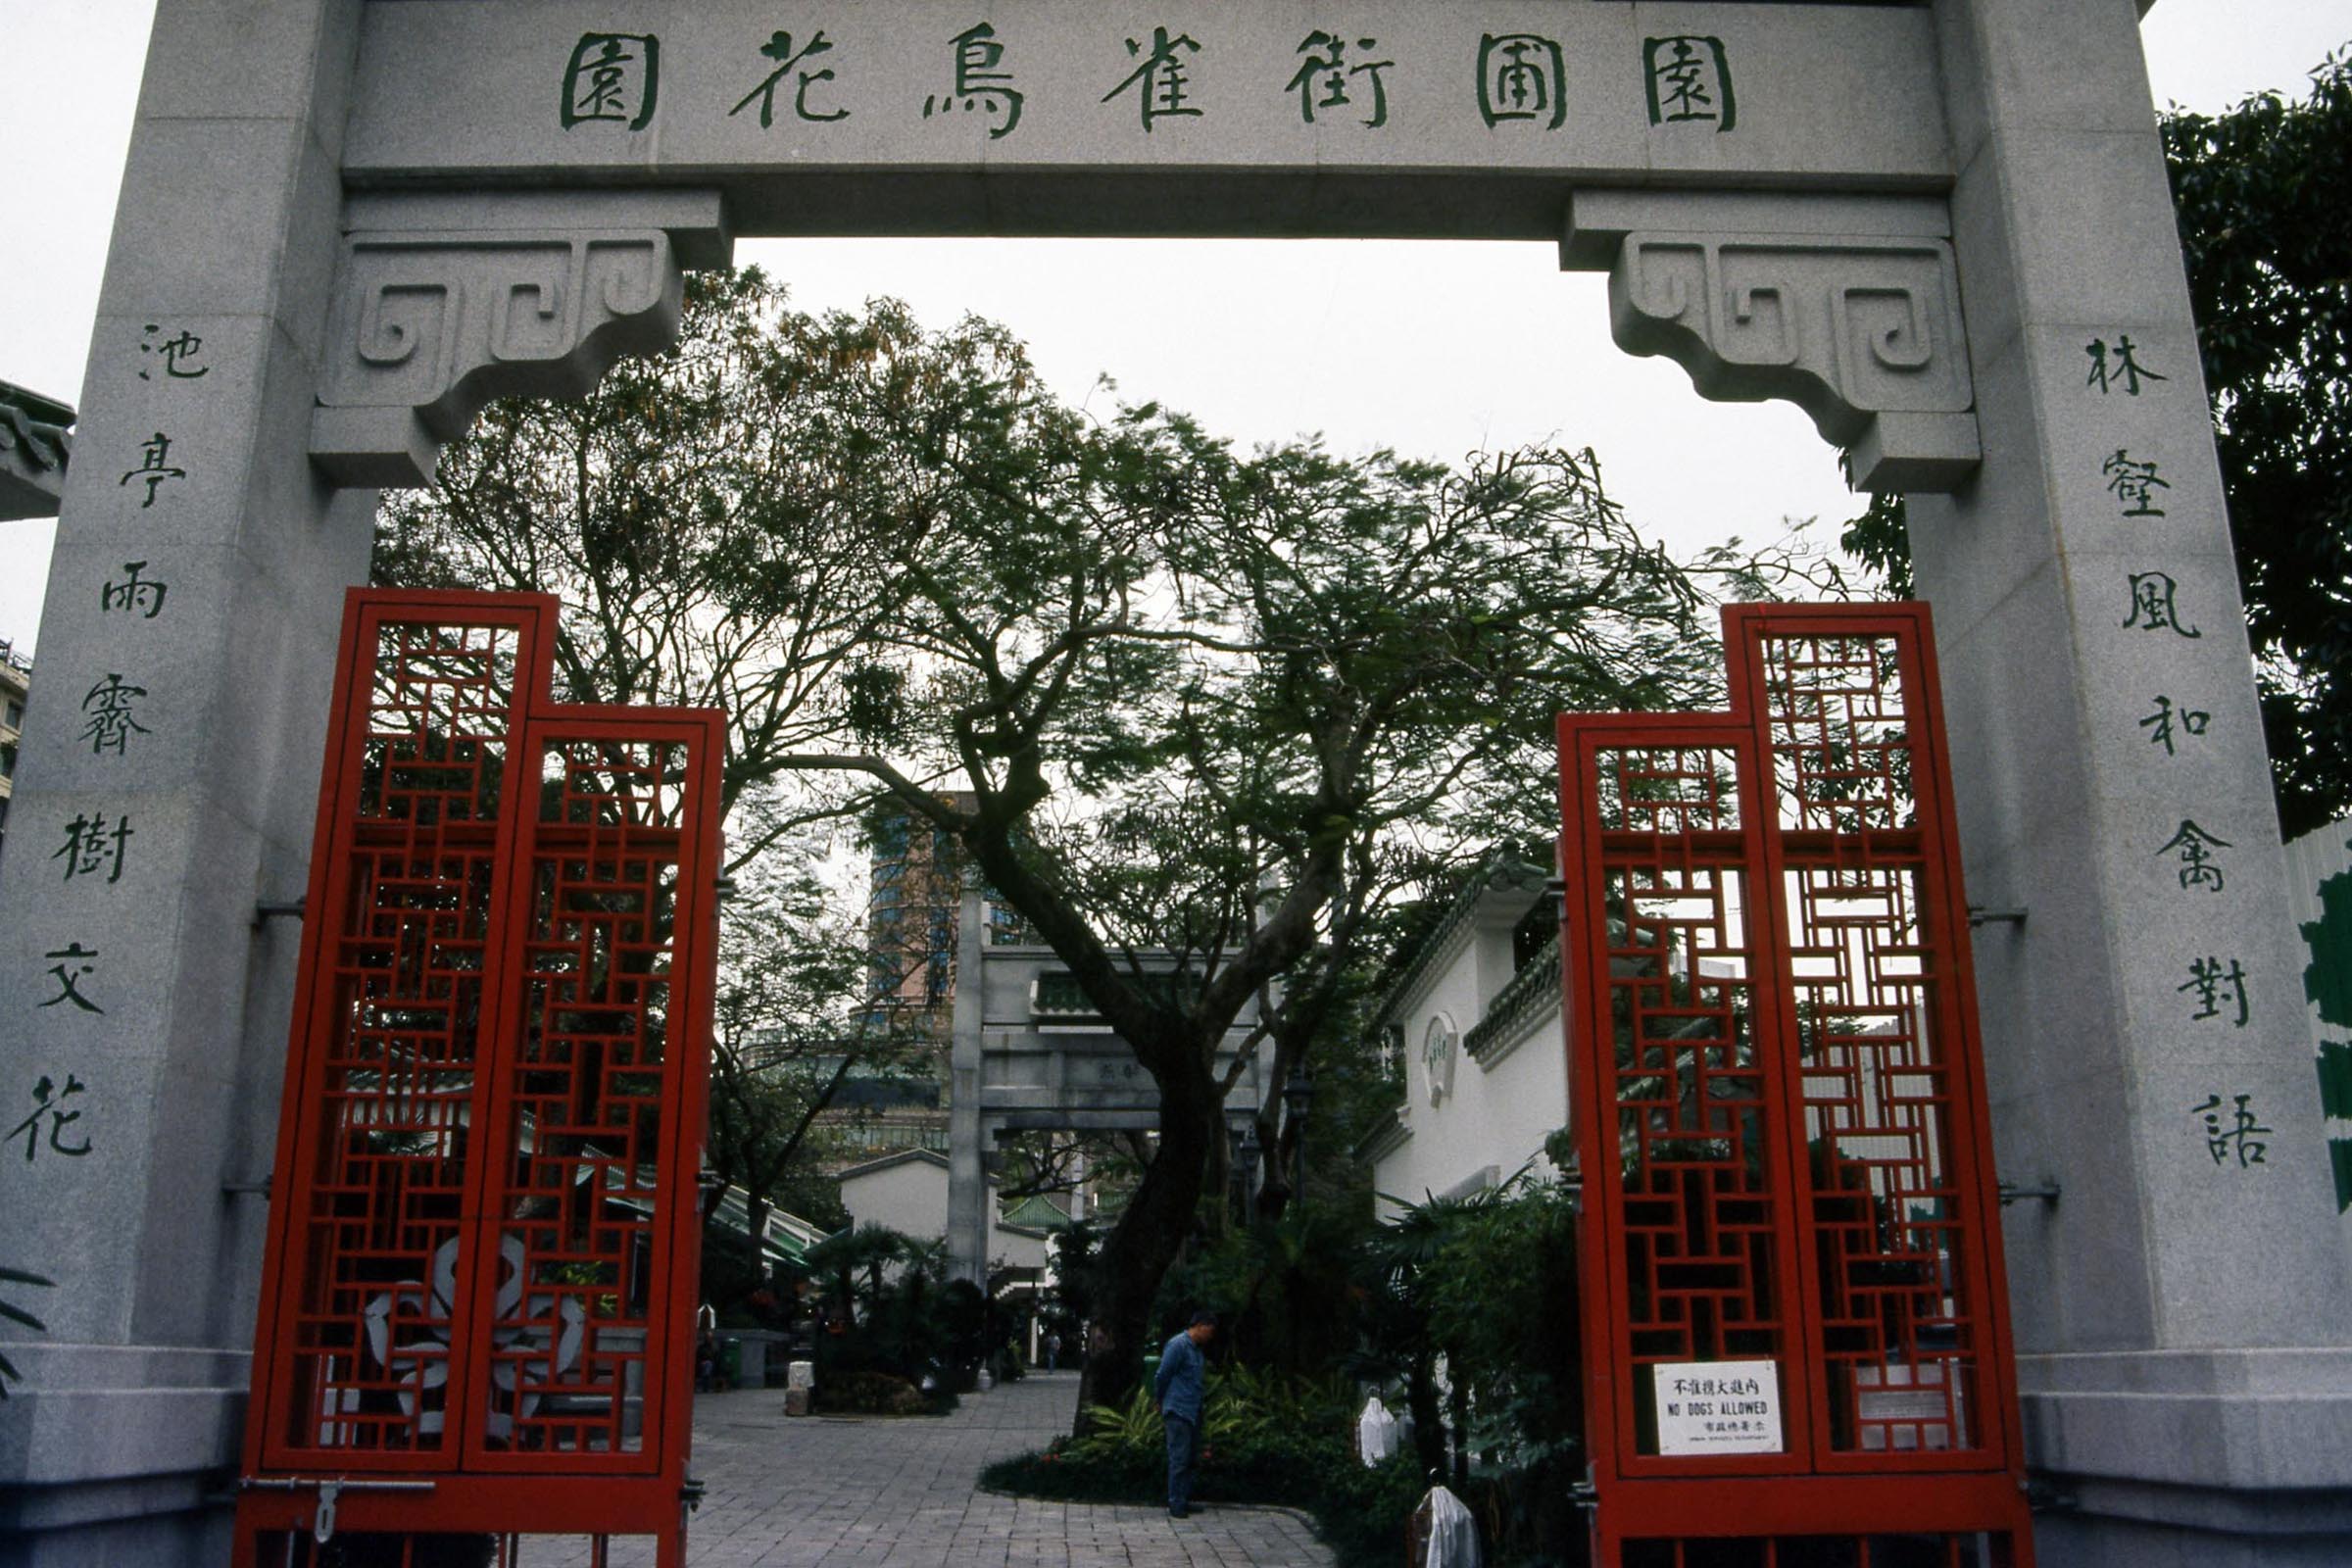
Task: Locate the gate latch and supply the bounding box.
[239,1474,437,1545]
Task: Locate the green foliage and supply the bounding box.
[1064,1367,1356,1466]
[1066,1387,1165,1458]
[1354,1174,1586,1564]
[1157,1207,1371,1380]
[0,1265,53,1396]
[2164,48,2352,837]
[1837,491,1911,601]
[813,1369,947,1416]
[699,849,930,1322]
[804,1228,993,1408]
[1844,48,2352,834]
[982,1373,1426,1568]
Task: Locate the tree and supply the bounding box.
[2162,49,2352,838]
[375,268,956,865]
[378,270,990,1310]
[783,397,1804,1416]
[1847,48,2352,836]
[382,267,1812,1422]
[699,855,924,1316]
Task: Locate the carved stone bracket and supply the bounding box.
[1564,192,1980,493]
[312,191,732,488]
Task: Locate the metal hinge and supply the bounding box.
[1997,1179,2062,1206]
[1967,906,2028,928]
[2024,1474,2079,1511]
[251,898,306,928]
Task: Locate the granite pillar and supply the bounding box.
[1915,0,2352,1556]
[0,4,369,1562]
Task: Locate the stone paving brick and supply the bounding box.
[518,1372,1334,1567]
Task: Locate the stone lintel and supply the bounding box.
[309,189,733,488]
[1563,189,1980,494]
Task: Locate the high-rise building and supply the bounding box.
[864,795,972,1045]
[824,793,980,1162]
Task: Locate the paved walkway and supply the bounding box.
[540,1371,1335,1567]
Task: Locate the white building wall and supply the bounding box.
[1369,884,1572,1216]
[838,1152,1054,1271]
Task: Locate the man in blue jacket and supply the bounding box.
[1152,1309,1217,1518]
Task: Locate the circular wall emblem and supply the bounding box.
[1423,1013,1459,1104]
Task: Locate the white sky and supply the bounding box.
[1,0,2346,656]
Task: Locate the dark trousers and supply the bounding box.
[1164,1411,1200,1513]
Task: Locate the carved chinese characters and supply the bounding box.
[526,16,1744,144]
[2077,327,2290,1178]
[12,318,214,1180]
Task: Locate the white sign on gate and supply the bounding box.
[1653,1359,1784,1456]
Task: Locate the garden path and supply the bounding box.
[539,1370,1337,1567]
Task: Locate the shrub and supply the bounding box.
[978,1371,1427,1568]
[811,1369,950,1416]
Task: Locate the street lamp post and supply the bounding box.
[1282,1066,1313,1205]
[1235,1124,1261,1220]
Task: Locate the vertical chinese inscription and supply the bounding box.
[78,674,151,756]
[2123,571,2201,639]
[118,432,185,509]
[9,1077,91,1164]
[2191,1094,2271,1168]
[37,946,104,1015]
[2085,335,2167,396]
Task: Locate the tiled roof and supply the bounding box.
[0,378,74,522]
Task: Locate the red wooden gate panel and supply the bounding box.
[237,591,720,1564]
[1558,605,2033,1566]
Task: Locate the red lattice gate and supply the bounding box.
[236,590,722,1566]
[1556,605,2034,1568]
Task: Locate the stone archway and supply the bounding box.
[2,3,2343,1563]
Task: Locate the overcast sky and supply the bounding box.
[2,1,2346,656]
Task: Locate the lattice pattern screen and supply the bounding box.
[246,592,718,1562]
[1595,747,1790,1456]
[1764,636,1979,1457]
[476,738,690,1459]
[274,619,526,1455]
[1558,605,2028,1563]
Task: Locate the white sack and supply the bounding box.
[1356,1396,1399,1466]
[1422,1484,1483,1568]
